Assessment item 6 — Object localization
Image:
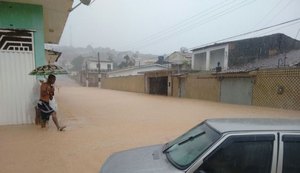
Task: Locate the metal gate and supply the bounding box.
[149,77,168,95]
[220,78,253,105]
[0,29,36,125]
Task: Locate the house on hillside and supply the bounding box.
[165,51,192,72]
[0,1,73,125]
[83,58,114,72]
[191,33,300,71]
[155,56,169,65]
[80,58,113,87]
[135,57,158,66]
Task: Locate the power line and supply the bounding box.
[255,21,300,38]
[132,0,253,50]
[133,0,256,50]
[191,17,300,50]
[122,0,238,49]
[129,0,253,50]
[251,0,283,30]
[262,0,293,28]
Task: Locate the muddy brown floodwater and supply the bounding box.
[1,80,299,173]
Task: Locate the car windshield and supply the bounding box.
[165,122,220,169]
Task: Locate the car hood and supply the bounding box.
[100,144,182,173]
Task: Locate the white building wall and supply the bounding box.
[88,61,113,71]
[108,66,167,77]
[192,44,229,71]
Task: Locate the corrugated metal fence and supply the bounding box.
[0,51,36,125]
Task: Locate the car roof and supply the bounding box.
[205,118,300,133]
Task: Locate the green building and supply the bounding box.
[0,1,72,125]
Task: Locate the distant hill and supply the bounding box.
[45,44,159,70]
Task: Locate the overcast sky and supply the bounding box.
[59,0,300,55]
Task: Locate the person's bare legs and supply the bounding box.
[41,120,46,128]
[51,111,66,131]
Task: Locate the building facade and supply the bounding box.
[0,1,72,125]
[192,33,300,71]
[165,51,192,71]
[85,59,114,72]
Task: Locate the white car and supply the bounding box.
[100,118,300,173]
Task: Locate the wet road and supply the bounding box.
[1,80,299,173]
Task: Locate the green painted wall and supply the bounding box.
[0,1,45,66]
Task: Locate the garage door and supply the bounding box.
[0,30,36,125]
[220,78,253,105]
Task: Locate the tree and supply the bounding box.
[118,55,135,68]
[180,47,189,53]
[71,56,85,71]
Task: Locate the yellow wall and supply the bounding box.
[101,68,300,110]
[183,74,220,101]
[102,75,145,93]
[253,68,300,110]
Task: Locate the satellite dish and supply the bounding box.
[80,0,91,6]
[69,0,92,12]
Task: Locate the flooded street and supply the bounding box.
[1,80,300,173]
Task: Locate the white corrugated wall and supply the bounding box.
[0,51,36,125]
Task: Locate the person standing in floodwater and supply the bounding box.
[37,74,66,131]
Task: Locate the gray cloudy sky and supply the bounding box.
[59,0,300,55]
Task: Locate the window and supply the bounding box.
[196,135,274,173]
[282,135,300,173]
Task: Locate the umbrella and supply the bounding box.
[29,64,68,76]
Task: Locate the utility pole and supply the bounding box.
[85,60,89,87]
[97,52,101,88]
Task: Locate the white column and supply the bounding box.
[192,53,195,70]
[206,51,210,71]
[224,45,229,70]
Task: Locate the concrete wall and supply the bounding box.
[183,74,220,102]
[172,77,179,97]
[253,68,300,110]
[0,2,45,66]
[102,75,145,93]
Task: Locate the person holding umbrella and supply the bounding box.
[37,74,66,131]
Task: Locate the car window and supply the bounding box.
[196,135,274,173]
[282,135,300,173]
[165,123,220,169]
